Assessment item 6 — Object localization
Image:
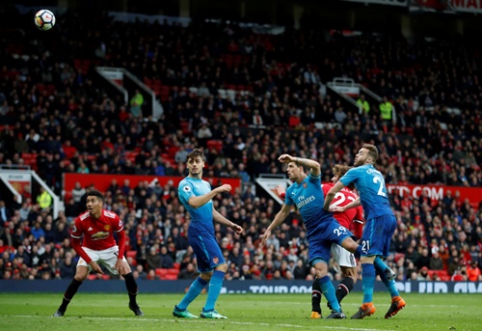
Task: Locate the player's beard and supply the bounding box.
[354,157,365,167]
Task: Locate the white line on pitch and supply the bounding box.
[3,315,398,331]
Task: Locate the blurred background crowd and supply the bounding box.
[0,9,481,283]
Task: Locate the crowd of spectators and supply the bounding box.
[0,10,481,282]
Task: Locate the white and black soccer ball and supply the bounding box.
[34,9,56,31]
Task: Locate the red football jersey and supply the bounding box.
[322,183,364,238]
[71,209,124,251]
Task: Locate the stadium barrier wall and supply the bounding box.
[1,280,481,294]
[63,174,242,194]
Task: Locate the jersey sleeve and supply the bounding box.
[71,217,83,239]
[113,214,124,232]
[113,214,126,258]
[284,186,294,206]
[340,167,359,187]
[178,181,195,204]
[308,172,321,183]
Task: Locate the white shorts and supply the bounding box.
[331,243,356,268]
[77,245,127,275]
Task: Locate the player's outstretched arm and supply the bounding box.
[331,197,361,213]
[114,228,130,275]
[213,207,244,234]
[262,204,291,244]
[188,184,232,208]
[278,154,321,177]
[323,181,345,212]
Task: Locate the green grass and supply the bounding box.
[0,292,481,331]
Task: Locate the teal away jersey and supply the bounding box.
[339,164,393,220]
[284,174,331,238]
[178,177,214,234]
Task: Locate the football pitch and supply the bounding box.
[0,292,480,331]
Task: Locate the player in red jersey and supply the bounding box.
[53,190,143,317]
[276,164,364,318]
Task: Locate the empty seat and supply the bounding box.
[155,268,168,277]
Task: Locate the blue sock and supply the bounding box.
[355,246,362,259]
[319,276,341,313]
[373,256,388,272]
[375,258,400,298]
[203,270,225,312]
[176,277,208,310]
[361,263,376,303]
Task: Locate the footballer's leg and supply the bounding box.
[350,256,377,319]
[110,250,144,316]
[200,264,228,319]
[348,219,379,319]
[173,271,209,318]
[101,247,144,316]
[199,236,228,319]
[376,215,406,318]
[337,268,356,305]
[310,277,322,319]
[312,260,345,319]
[53,265,88,316]
[332,244,357,306]
[378,262,406,318]
[124,268,143,316]
[343,236,396,281]
[174,237,210,318]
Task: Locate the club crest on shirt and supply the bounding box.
[104,224,111,231]
[303,183,307,188]
[183,185,191,192]
[213,257,219,264]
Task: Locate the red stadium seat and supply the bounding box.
[207,140,223,153]
[156,268,168,277]
[124,151,138,164]
[168,146,179,158]
[167,268,180,276]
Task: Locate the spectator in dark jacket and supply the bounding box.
[146,246,162,271]
[177,263,197,279]
[59,253,76,279]
[159,246,174,269]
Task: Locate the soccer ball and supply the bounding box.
[34,9,56,31]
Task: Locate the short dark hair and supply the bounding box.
[362,144,379,162]
[86,190,104,202]
[186,149,204,162]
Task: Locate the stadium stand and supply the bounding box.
[0,9,480,282]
